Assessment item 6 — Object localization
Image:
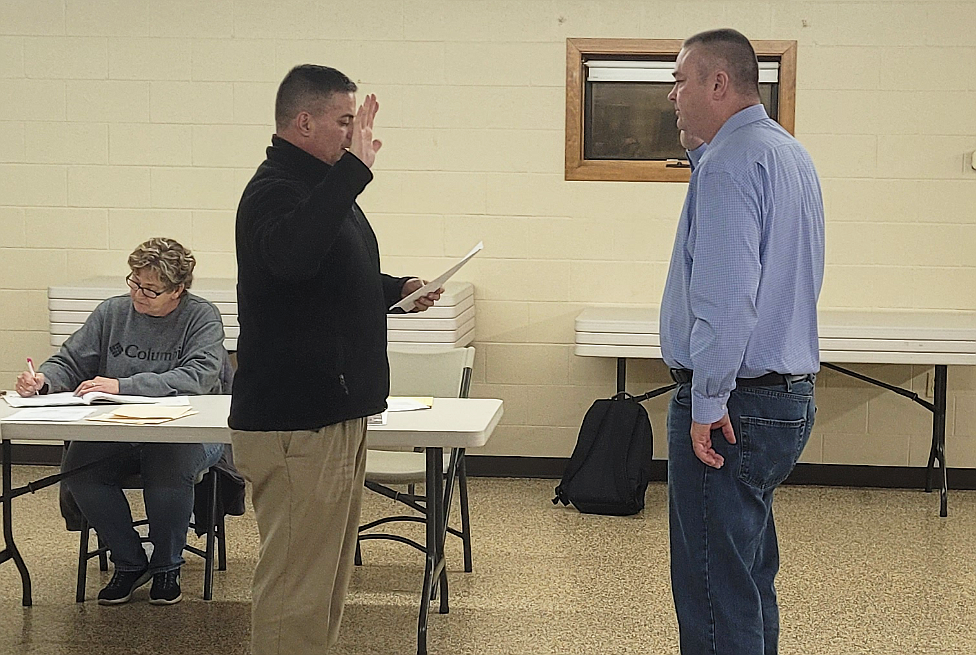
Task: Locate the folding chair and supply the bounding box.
[75,463,227,602]
[357,346,475,572]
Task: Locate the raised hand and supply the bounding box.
[349,93,382,168]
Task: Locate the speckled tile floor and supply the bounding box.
[1,466,976,654]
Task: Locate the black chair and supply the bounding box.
[75,464,227,602]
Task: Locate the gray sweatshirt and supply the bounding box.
[40,293,226,397]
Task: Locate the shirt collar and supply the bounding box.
[709,103,768,148]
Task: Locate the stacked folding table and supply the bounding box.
[48,278,475,353]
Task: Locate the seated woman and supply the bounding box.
[14,237,225,606]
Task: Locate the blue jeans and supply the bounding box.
[63,441,224,573]
[668,376,816,655]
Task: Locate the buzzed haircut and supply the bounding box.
[683,28,760,98]
[275,64,358,130]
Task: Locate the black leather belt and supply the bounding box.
[669,368,811,387]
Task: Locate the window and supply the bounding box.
[565,38,797,183]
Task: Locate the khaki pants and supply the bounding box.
[232,418,367,655]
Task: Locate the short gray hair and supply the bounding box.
[275,64,358,130]
[684,28,760,98]
[128,237,195,291]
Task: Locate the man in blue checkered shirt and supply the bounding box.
[659,29,825,655]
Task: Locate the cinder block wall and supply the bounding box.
[1,0,974,467]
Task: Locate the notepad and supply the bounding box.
[367,411,388,426]
[3,391,189,409]
[387,397,434,412]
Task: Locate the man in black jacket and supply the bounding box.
[230,64,440,655]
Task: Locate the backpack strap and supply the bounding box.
[629,383,677,403]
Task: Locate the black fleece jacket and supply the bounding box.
[229,136,408,431]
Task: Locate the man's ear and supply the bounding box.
[712,71,730,100]
[296,111,312,136]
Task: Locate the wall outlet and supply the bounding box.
[924,371,936,398]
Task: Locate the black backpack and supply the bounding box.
[552,386,674,516]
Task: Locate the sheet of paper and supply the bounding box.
[82,392,190,406]
[85,410,198,425]
[3,392,84,408]
[2,392,190,408]
[390,241,483,311]
[2,407,96,422]
[108,405,195,420]
[387,397,434,412]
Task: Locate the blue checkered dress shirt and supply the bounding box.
[660,104,825,424]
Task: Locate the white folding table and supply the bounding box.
[575,306,976,517]
[0,395,502,655]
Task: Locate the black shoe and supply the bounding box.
[97,568,150,605]
[149,568,182,605]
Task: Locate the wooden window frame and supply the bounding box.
[565,38,797,183]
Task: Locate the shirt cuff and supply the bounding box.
[691,389,728,425]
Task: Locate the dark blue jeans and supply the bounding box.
[63,441,224,573]
[668,376,815,655]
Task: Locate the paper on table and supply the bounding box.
[2,407,97,422]
[390,241,483,311]
[85,409,198,425]
[107,405,196,420]
[387,397,434,412]
[3,392,190,408]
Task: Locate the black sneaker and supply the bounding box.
[97,568,150,605]
[149,568,182,605]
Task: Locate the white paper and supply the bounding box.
[2,407,96,422]
[390,241,483,311]
[3,392,189,408]
[387,397,434,412]
[107,405,195,420]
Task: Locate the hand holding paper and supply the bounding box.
[391,242,483,312]
[400,278,442,312]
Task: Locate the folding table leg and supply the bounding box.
[616,357,627,394]
[932,365,948,517]
[417,448,438,655]
[203,469,218,600]
[433,447,449,615]
[1,439,32,606]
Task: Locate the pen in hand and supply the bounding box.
[17,358,43,397]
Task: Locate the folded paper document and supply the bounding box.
[85,405,197,425]
[4,391,190,409]
[390,242,482,312]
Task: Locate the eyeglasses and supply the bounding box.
[125,273,168,299]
